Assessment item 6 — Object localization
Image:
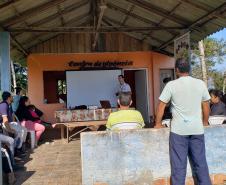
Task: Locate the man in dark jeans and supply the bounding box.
[155,58,212,185]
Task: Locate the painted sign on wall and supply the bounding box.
[68,60,133,68]
[174,32,190,61]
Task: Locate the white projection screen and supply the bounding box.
[66,70,122,108]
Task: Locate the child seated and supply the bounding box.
[27,105,41,122]
[27,105,53,127]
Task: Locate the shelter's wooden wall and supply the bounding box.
[30,33,151,53]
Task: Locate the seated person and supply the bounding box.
[27,105,42,123]
[209,89,226,116]
[16,96,45,145]
[28,104,52,127]
[1,147,16,185]
[0,91,27,153]
[12,87,23,113]
[106,92,144,130]
[0,134,15,166]
[162,77,172,120]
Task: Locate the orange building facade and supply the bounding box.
[27,51,174,122]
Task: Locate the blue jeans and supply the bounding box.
[0,134,15,166]
[169,132,212,185]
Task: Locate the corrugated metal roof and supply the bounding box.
[0,0,225,58]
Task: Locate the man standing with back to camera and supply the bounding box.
[155,58,212,185]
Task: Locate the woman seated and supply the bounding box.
[16,96,45,146]
[209,89,226,116]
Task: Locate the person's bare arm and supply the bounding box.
[12,113,17,122]
[154,101,167,128]
[2,116,16,133]
[202,101,210,126]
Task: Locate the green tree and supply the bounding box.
[11,57,27,92]
[210,70,224,90]
[191,37,226,90]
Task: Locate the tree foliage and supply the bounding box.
[11,56,27,91]
[191,37,226,90]
[13,63,27,90]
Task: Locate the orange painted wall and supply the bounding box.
[27,51,174,122]
[152,52,175,107]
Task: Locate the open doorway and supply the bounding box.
[123,69,150,124]
[159,69,175,92]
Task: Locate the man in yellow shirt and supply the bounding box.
[106,92,144,130]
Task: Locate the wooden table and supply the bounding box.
[56,120,107,142]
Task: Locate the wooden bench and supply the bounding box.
[55,120,107,142]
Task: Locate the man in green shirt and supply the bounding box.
[107,92,144,130]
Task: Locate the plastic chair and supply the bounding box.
[110,122,142,130]
[1,124,9,136]
[27,130,35,149]
[208,116,226,125]
[162,119,171,127]
[14,115,36,149]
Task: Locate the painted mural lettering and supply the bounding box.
[68,60,133,68]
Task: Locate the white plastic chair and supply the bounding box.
[27,130,36,149]
[14,114,36,149]
[208,116,226,125]
[162,119,171,127]
[110,122,142,131]
[1,123,9,136]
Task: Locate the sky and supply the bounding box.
[208,28,226,72]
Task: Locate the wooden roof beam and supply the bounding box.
[12,0,89,38]
[107,2,157,25]
[57,5,65,26]
[181,0,211,12]
[102,18,172,55]
[146,2,182,41]
[105,10,163,44]
[11,5,43,44]
[180,0,226,19]
[8,25,185,33]
[10,35,29,56]
[120,4,135,26]
[125,0,191,26]
[0,25,28,56]
[92,2,107,49]
[26,19,91,52]
[17,14,90,48]
[90,0,97,30]
[0,0,21,10]
[107,2,180,37]
[31,0,89,27]
[188,2,226,29]
[102,16,166,46]
[1,0,66,28]
[158,2,226,50]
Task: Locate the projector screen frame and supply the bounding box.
[65,68,123,109]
